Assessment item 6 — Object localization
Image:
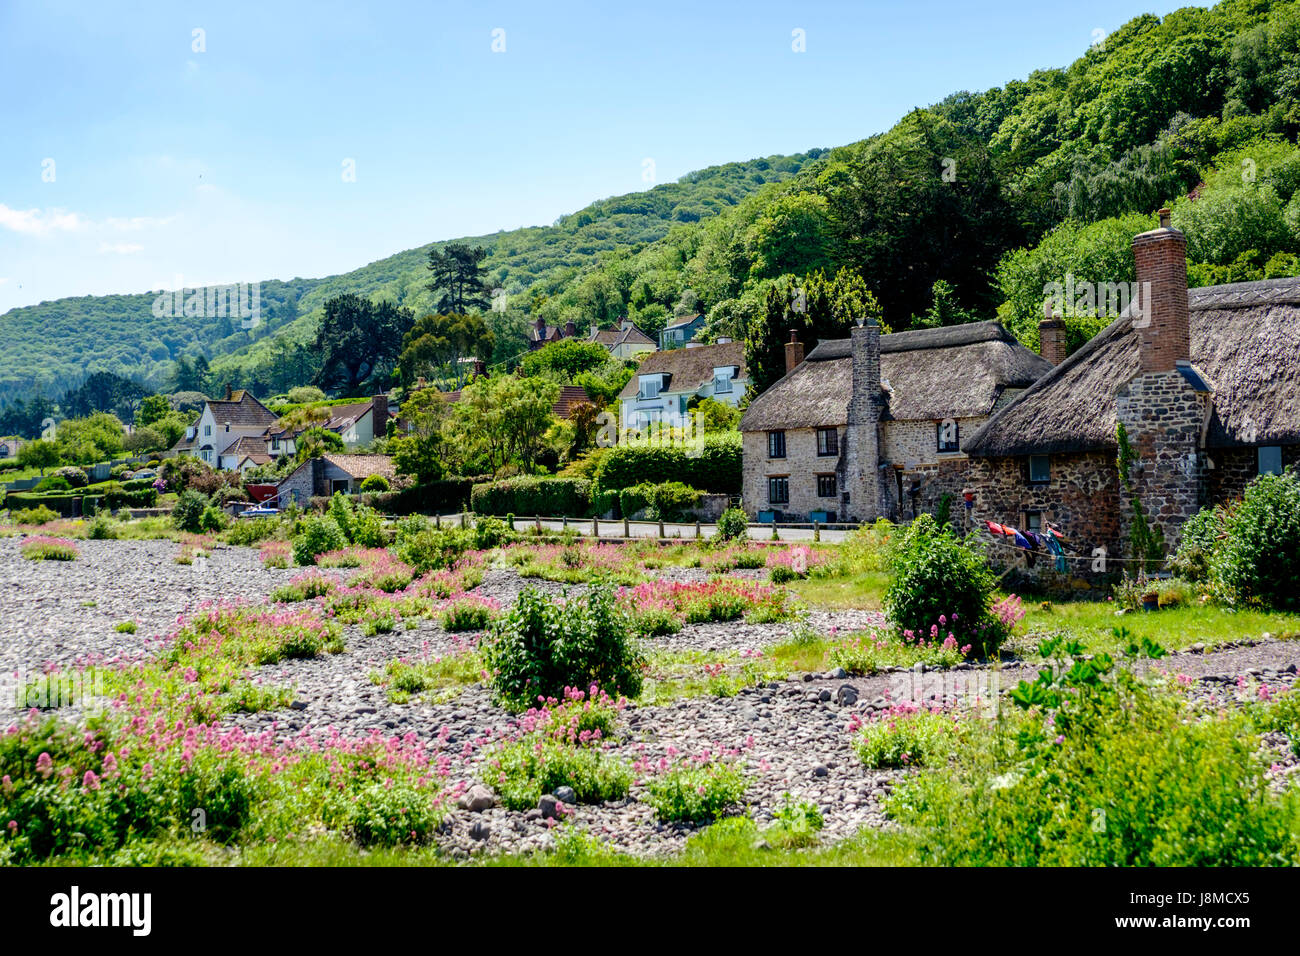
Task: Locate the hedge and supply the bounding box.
[3,483,158,516]
[369,479,477,516]
[470,477,592,517]
[592,432,741,495]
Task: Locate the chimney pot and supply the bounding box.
[1158,207,1172,229]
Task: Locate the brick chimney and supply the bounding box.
[371,393,387,441]
[1131,207,1189,372]
[1038,303,1068,365]
[1114,207,1205,556]
[844,319,884,523]
[784,329,805,374]
[224,383,233,400]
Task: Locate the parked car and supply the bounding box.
[238,505,279,519]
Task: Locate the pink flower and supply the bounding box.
[82,770,101,791]
[35,752,53,778]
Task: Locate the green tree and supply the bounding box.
[397,313,495,388]
[17,439,61,475]
[313,294,414,393]
[135,394,172,428]
[519,339,612,382]
[427,243,491,314]
[54,412,125,464]
[450,375,559,475]
[390,387,452,484]
[295,427,346,462]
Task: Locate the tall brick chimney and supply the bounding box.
[784,330,805,374]
[1114,207,1206,556]
[1131,207,1189,372]
[844,319,884,523]
[1038,303,1068,365]
[371,393,387,441]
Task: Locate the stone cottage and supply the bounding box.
[962,210,1300,572]
[739,322,1052,521]
[276,453,397,505]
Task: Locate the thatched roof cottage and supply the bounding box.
[740,321,1052,521]
[963,210,1300,576]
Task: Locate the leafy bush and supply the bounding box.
[199,504,229,533]
[393,517,472,575]
[292,514,348,566]
[171,489,210,533]
[716,506,749,541]
[20,537,79,561]
[440,595,499,632]
[471,514,513,549]
[344,782,442,847]
[645,759,747,823]
[482,584,644,709]
[53,466,89,489]
[85,512,118,540]
[8,505,59,525]
[470,476,593,517]
[884,514,1005,657]
[593,432,741,495]
[487,736,632,811]
[226,517,278,547]
[1211,471,1300,609]
[359,474,390,493]
[33,475,71,493]
[893,640,1300,866]
[618,481,702,521]
[852,707,959,768]
[767,794,824,848]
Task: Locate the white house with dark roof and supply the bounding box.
[173,388,279,469]
[617,340,746,430]
[588,318,656,359]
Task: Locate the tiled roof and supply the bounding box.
[321,454,397,479]
[617,341,745,400]
[207,392,278,429]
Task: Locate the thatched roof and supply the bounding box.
[617,341,744,399]
[740,321,1051,431]
[964,277,1300,458]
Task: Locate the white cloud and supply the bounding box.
[0,204,87,235]
[0,277,9,285]
[98,242,144,255]
[103,215,174,231]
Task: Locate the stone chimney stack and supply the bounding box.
[1132,207,1190,373]
[224,383,233,400]
[844,319,884,523]
[784,330,805,375]
[1115,208,1206,556]
[1038,303,1068,366]
[564,320,577,339]
[371,393,387,441]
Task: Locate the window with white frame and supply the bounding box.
[637,375,661,400]
[712,367,734,393]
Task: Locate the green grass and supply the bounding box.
[1013,600,1300,659]
[787,571,888,610]
[370,652,484,704]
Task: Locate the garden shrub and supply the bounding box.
[884,514,1006,656]
[645,759,747,824]
[9,505,59,525]
[33,475,71,493]
[892,639,1300,866]
[85,512,118,540]
[292,514,348,566]
[617,483,653,519]
[171,489,210,533]
[470,476,592,517]
[852,707,959,768]
[226,517,279,547]
[471,514,513,550]
[53,466,89,489]
[393,519,472,575]
[767,795,824,848]
[359,474,390,493]
[716,506,749,541]
[618,481,702,521]
[344,782,441,847]
[488,736,632,811]
[482,584,644,709]
[1212,471,1300,609]
[593,432,741,495]
[1169,504,1227,581]
[199,503,229,533]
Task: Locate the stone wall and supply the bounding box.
[1115,370,1205,554]
[277,459,319,507]
[844,324,885,522]
[742,427,844,519]
[1208,445,1300,504]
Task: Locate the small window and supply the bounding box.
[1028,455,1051,483]
[817,428,839,456]
[1259,446,1283,476]
[937,419,960,453]
[767,430,787,459]
[713,372,733,394]
[1024,511,1042,533]
[817,474,837,498]
[204,425,211,437]
[768,476,789,504]
[638,376,661,400]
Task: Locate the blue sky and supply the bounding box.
[0,0,1193,314]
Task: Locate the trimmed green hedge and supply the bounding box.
[470,477,592,517]
[4,482,158,515]
[368,479,476,516]
[593,432,741,495]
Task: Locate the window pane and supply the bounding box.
[1259,446,1283,475]
[1029,455,1050,482]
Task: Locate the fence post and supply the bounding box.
[536,515,542,533]
[460,512,467,529]
[592,516,599,538]
[695,519,701,539]
[623,517,630,538]
[771,522,780,541]
[813,520,820,542]
[435,513,441,529]
[562,515,568,531]
[658,519,665,539]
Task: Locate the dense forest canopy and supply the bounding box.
[3,0,1299,419]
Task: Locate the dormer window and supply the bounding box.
[638,375,662,400]
[713,367,734,394]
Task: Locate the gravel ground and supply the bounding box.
[2,536,1297,859]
